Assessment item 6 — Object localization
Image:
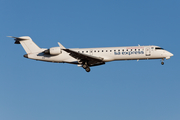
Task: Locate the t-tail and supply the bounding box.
[8,36,42,54]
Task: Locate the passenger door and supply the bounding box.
[145,47,151,56]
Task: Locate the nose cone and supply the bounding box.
[165,51,173,59]
[169,52,173,57]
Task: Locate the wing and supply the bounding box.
[63,49,105,66]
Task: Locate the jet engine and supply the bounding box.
[44,47,62,55]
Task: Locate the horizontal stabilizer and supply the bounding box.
[8,36,41,53]
[7,36,31,44]
[7,36,30,40]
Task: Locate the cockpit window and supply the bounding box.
[155,47,164,50]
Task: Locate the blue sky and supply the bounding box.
[1,0,180,120]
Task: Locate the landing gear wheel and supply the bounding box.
[161,62,164,65]
[85,67,90,72]
[82,64,88,69]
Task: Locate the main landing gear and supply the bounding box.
[82,63,91,72]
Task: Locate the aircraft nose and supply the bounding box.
[165,51,173,59]
[167,52,173,58]
[169,52,173,57]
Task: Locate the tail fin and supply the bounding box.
[8,36,41,54]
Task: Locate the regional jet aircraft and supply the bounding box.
[8,36,173,72]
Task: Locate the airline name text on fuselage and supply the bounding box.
[114,51,144,55]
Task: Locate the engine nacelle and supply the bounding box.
[44,47,62,55]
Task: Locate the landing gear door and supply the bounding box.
[145,47,151,56]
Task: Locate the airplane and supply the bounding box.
[8,36,173,72]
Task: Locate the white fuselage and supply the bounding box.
[27,45,173,64]
[9,36,173,72]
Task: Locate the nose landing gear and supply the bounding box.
[161,59,164,65]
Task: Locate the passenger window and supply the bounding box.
[110,50,112,52]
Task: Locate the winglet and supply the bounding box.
[58,42,66,49]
